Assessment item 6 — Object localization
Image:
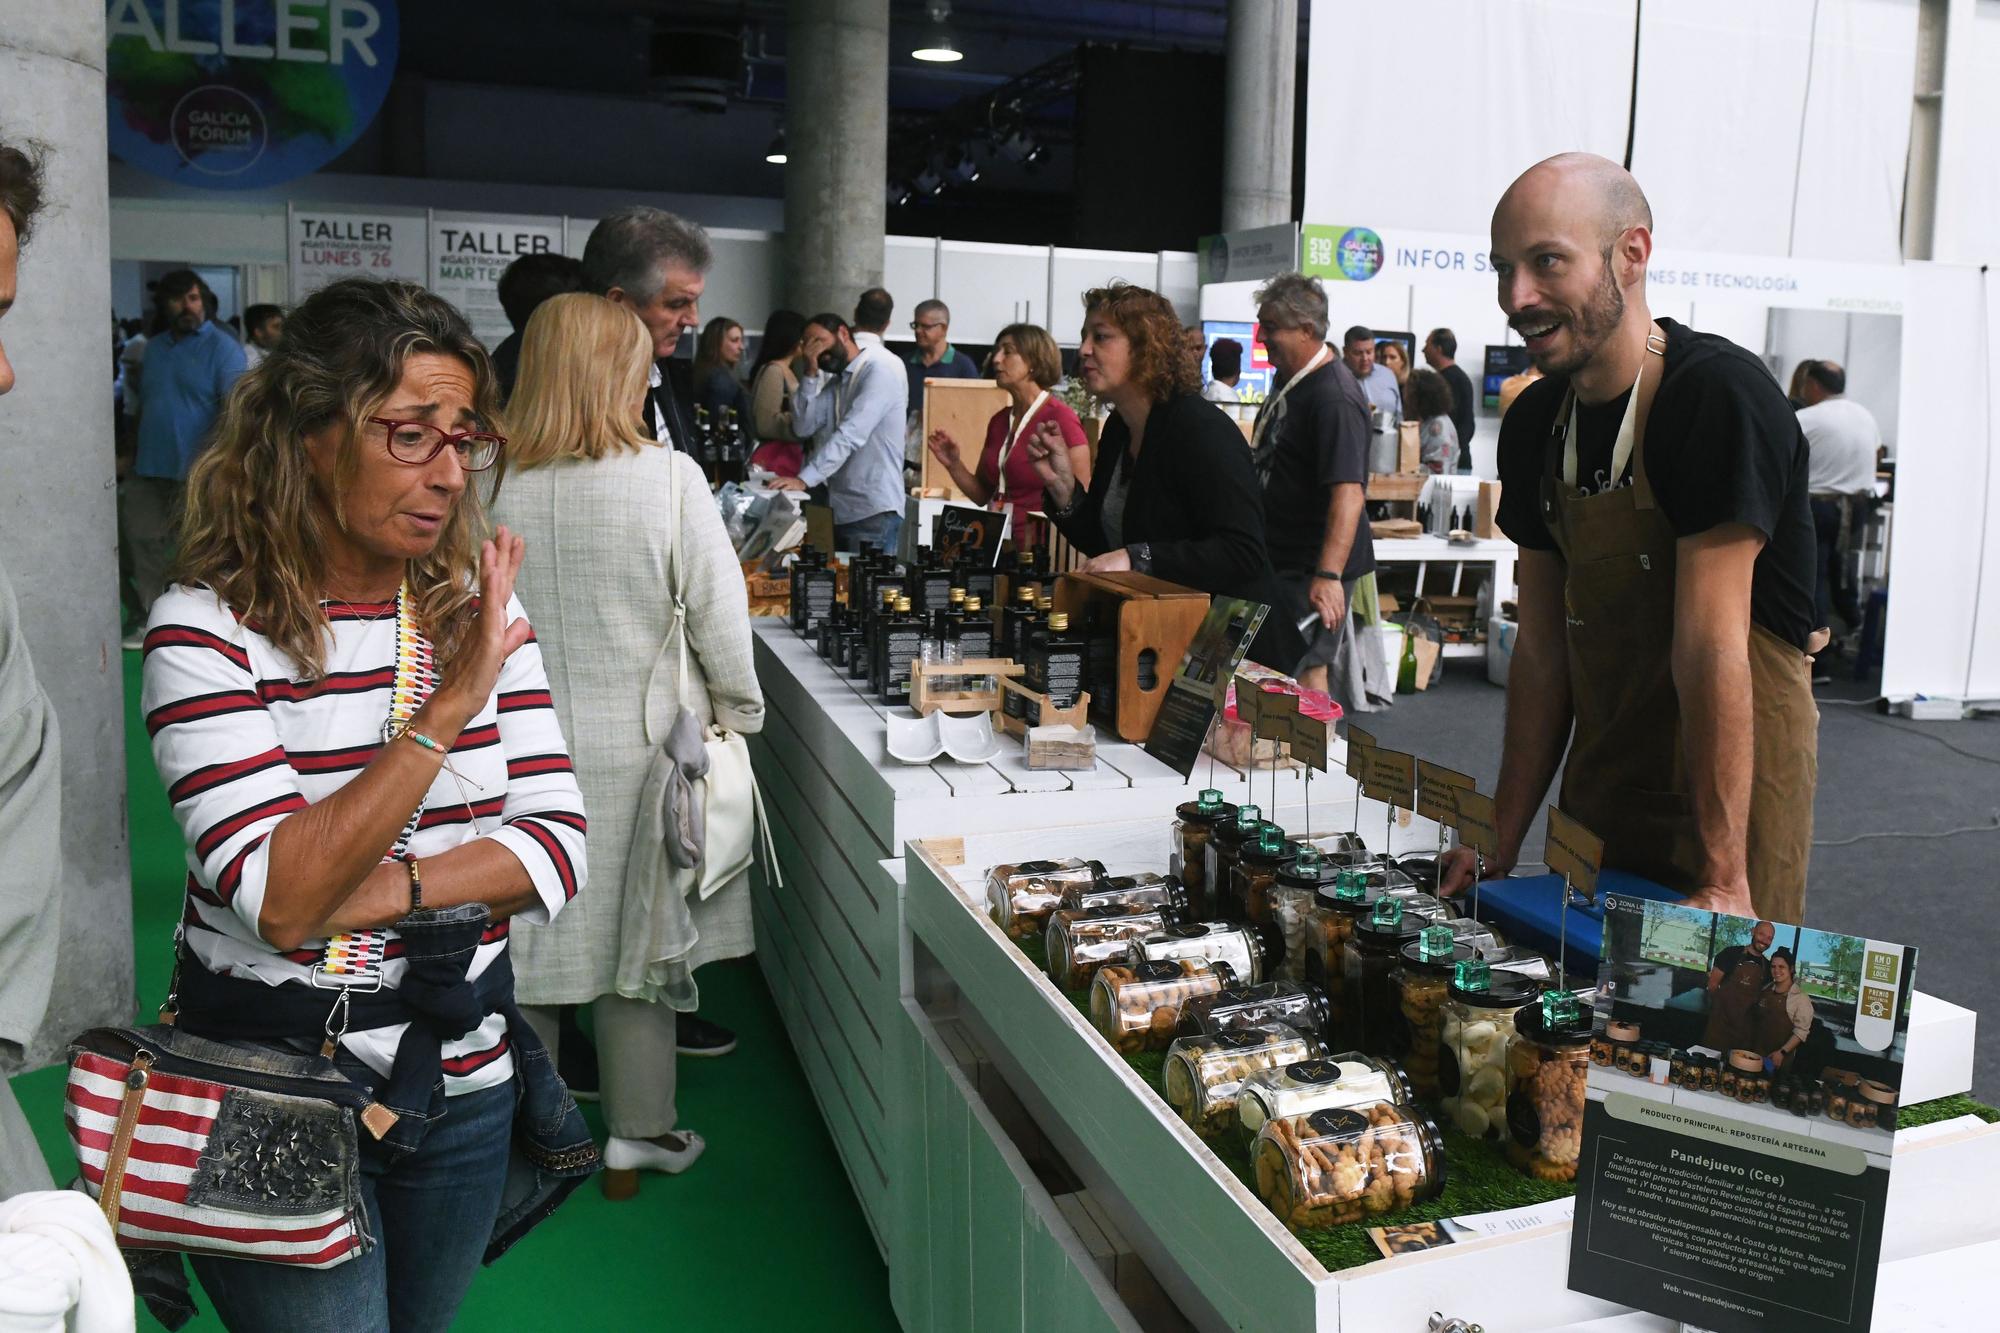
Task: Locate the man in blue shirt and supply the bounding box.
[904,298,980,410]
[124,269,245,617]
[1343,324,1403,426]
[772,290,910,553]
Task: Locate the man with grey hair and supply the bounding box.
[1250,272,1375,700]
[582,206,712,454]
[904,297,978,409]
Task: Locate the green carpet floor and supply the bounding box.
[7,652,899,1331]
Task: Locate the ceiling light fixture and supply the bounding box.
[912,0,964,63]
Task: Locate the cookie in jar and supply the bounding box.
[1389,924,1476,1102]
[1045,904,1175,992]
[1438,959,1538,1142]
[1235,1054,1413,1151]
[1204,804,1270,918]
[986,858,1104,941]
[1170,789,1237,917]
[1267,846,1343,984]
[1163,1023,1325,1141]
[1251,1101,1446,1233]
[1504,992,1591,1182]
[1229,824,1296,927]
[1090,958,1233,1055]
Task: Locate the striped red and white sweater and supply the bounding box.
[142,584,588,1096]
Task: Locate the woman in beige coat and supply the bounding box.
[495,293,763,1194]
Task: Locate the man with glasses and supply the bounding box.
[125,268,246,625]
[904,298,979,411]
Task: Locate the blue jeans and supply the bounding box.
[835,511,902,557]
[191,1078,516,1333]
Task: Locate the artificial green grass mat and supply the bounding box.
[1012,929,1999,1274]
[7,651,897,1332]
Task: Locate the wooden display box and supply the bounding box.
[910,658,1021,717]
[995,678,1091,738]
[743,561,789,618]
[918,378,1010,502]
[1051,571,1210,743]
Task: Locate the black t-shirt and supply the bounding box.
[1712,945,1770,983]
[1495,319,1817,650]
[1439,361,1477,461]
[1256,356,1376,582]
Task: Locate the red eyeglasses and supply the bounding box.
[368,417,505,472]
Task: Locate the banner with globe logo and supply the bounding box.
[105,0,400,190]
[1301,224,1386,283]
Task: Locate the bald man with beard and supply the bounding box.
[1439,154,1823,922]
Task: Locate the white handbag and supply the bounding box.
[657,452,777,900]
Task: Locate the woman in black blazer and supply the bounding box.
[1029,284,1307,670]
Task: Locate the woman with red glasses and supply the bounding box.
[136,278,593,1329]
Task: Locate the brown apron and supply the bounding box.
[1748,986,1802,1062]
[1700,951,1770,1051]
[1540,324,1818,922]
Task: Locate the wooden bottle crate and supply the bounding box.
[1052,571,1210,743]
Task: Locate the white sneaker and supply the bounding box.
[121,629,145,652]
[603,1131,706,1176]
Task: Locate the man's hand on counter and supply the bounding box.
[1438,847,1510,897]
[768,476,807,492]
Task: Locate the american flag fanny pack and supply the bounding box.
[65,1025,397,1268]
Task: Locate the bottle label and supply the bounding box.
[1288,1059,1338,1085]
[1134,960,1184,983]
[1043,648,1084,705]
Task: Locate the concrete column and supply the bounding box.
[1221,0,1297,233]
[783,0,889,317]
[0,7,135,1068]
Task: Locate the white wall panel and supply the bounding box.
[703,229,781,335]
[1880,264,1988,701]
[1304,0,1635,236]
[884,235,938,309]
[1790,0,1920,263]
[1629,0,1815,256]
[1969,275,2000,699]
[1050,247,1157,335]
[937,240,1053,344]
[1159,251,1201,327]
[1933,0,2000,266]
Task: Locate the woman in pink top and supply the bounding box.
[924,322,1091,550]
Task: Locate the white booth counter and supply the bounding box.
[747,617,1429,1329]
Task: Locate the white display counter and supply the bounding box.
[748,614,1996,1330]
[746,616,1420,1329]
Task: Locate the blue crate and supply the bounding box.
[1466,870,1683,979]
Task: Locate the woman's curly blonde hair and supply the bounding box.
[173,278,504,679]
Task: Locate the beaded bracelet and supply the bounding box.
[398,727,447,756]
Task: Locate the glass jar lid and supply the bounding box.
[1242,825,1292,865]
[1178,787,1237,823]
[1399,925,1474,972]
[1279,846,1344,889]
[1447,956,1541,1006]
[1514,989,1592,1046]
[1355,895,1421,946]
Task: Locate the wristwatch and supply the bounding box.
[405,856,424,913]
[1129,542,1154,574]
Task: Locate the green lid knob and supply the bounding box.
[1541,989,1581,1027]
[1454,957,1492,991]
[1293,845,1322,873]
[1418,923,1454,961]
[1370,897,1403,927]
[1335,869,1366,902]
[1256,826,1287,855]
[1196,787,1225,813]
[1236,803,1262,829]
